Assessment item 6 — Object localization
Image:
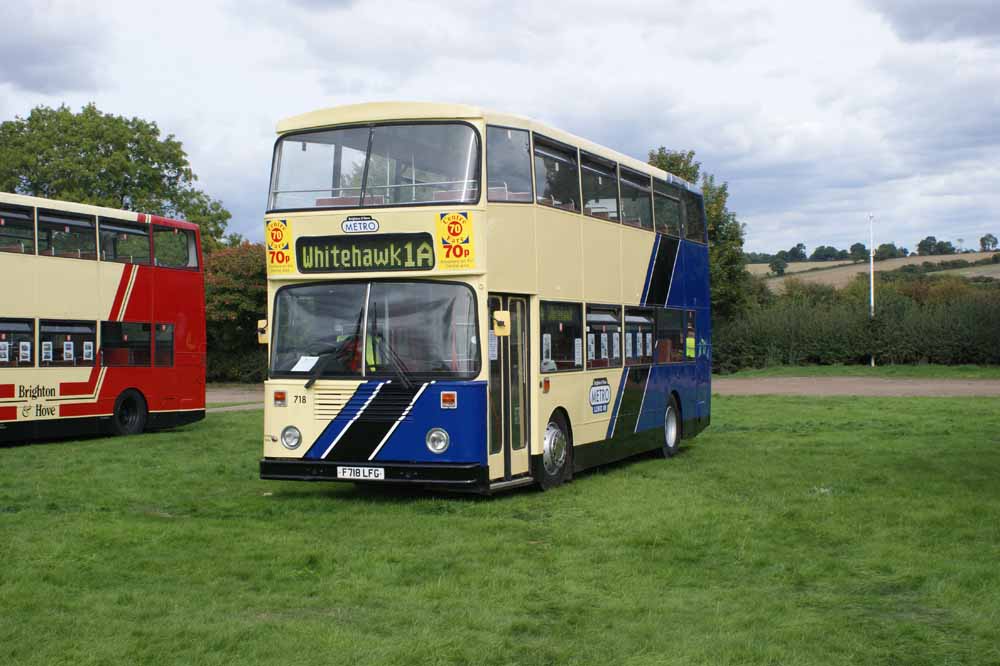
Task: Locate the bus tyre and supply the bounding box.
[112,390,148,437]
[538,412,572,490]
[662,395,681,458]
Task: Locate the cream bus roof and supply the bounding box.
[276,102,699,193]
[0,191,197,229]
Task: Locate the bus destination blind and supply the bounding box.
[296,233,435,273]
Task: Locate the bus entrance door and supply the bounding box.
[487,295,530,482]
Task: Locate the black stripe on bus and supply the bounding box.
[323,382,420,462]
[645,235,680,307]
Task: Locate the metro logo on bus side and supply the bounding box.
[437,211,475,270]
[589,378,612,414]
[266,218,295,274]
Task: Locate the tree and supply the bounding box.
[787,243,807,262]
[0,103,231,250]
[205,242,267,381]
[648,147,750,321]
[850,242,868,262]
[809,245,843,261]
[917,236,938,255]
[769,257,788,276]
[934,239,956,255]
[874,242,900,261]
[981,233,998,252]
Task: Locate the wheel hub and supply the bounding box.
[543,422,567,476]
[664,406,678,449]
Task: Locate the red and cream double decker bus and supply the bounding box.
[0,193,206,443]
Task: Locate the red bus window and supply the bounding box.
[38,210,97,260]
[100,322,151,367]
[0,205,35,254]
[154,226,199,269]
[155,323,174,367]
[99,218,151,265]
[40,320,96,368]
[0,318,34,367]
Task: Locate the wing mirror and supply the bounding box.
[493,311,510,337]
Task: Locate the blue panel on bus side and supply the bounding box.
[633,364,696,433]
[372,381,487,465]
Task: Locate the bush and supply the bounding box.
[207,348,268,383]
[205,242,267,382]
[714,273,1000,372]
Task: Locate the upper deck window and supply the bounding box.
[486,126,532,202]
[99,218,151,265]
[683,190,707,243]
[533,136,580,212]
[268,122,481,211]
[620,169,653,231]
[153,226,199,269]
[0,205,35,255]
[581,154,619,221]
[653,179,683,237]
[38,210,96,260]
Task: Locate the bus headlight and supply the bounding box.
[280,426,302,450]
[425,428,450,454]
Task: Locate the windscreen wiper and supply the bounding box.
[303,345,341,389]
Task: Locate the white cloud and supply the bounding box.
[0,0,998,253]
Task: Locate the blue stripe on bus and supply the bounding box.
[639,234,661,305]
[605,367,629,440]
[302,381,379,459]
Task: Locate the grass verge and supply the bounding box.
[2,398,999,665]
[717,364,1000,380]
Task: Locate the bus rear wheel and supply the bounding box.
[112,390,148,437]
[661,395,681,458]
[538,412,572,490]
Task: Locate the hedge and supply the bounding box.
[713,275,1000,372]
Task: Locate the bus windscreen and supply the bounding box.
[268,123,480,211]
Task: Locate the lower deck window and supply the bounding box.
[655,309,685,363]
[625,308,654,366]
[585,304,622,369]
[40,320,96,367]
[540,301,583,372]
[101,322,151,367]
[155,323,174,367]
[0,319,34,367]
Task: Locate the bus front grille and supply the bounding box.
[313,387,355,420]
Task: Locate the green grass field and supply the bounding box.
[3,397,999,665]
[718,364,1000,380]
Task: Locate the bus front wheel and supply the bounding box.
[112,390,148,437]
[661,394,681,458]
[538,412,572,490]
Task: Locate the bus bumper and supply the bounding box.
[259,458,489,491]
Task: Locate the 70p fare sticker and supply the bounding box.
[436,211,475,270]
[266,218,295,274]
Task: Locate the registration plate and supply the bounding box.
[337,466,385,481]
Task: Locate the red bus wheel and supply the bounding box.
[112,390,148,437]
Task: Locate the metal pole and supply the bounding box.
[869,214,875,367]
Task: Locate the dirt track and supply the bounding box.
[205,379,1000,411]
[713,377,1000,397]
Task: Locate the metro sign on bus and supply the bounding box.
[266,218,295,274]
[436,211,475,270]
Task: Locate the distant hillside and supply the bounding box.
[763,252,998,291]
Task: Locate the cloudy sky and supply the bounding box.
[3,0,999,253]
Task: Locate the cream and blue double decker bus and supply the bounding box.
[259,102,710,493]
